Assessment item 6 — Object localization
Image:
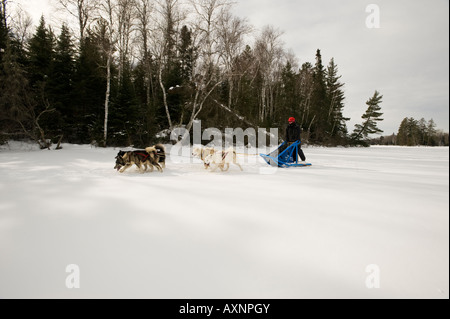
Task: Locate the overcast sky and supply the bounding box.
[10,0,450,134]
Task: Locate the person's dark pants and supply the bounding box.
[287,142,306,161]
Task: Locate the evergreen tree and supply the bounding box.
[351,91,384,145]
[27,16,54,93]
[0,0,32,139]
[297,61,314,135]
[178,25,196,83]
[427,119,437,146]
[109,59,140,146]
[48,24,76,136]
[26,16,60,141]
[1,35,56,149]
[325,58,349,143]
[278,61,297,122]
[397,117,419,146]
[72,33,106,143]
[234,45,259,125]
[310,49,329,142]
[397,118,409,145]
[0,36,33,127]
[418,118,428,145]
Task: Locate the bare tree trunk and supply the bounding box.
[216,10,251,111]
[260,83,266,122]
[136,0,154,110]
[254,26,284,124]
[103,53,111,146]
[154,0,185,130]
[180,80,223,143]
[228,76,233,109]
[116,0,135,85]
[101,0,115,147]
[0,0,6,22]
[307,114,316,137]
[55,135,64,150]
[158,64,173,129]
[212,98,253,127]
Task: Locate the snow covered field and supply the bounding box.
[0,142,448,299]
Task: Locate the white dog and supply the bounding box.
[192,146,216,169]
[204,147,243,172]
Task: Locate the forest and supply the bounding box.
[0,0,447,148]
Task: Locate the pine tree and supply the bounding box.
[325,58,349,143]
[310,49,329,142]
[278,61,297,124]
[72,33,106,143]
[26,16,60,142]
[109,58,140,146]
[418,118,428,145]
[427,119,437,146]
[397,118,409,145]
[0,37,33,125]
[297,61,314,136]
[234,45,259,125]
[351,91,384,145]
[178,25,196,83]
[27,16,54,92]
[48,24,76,134]
[397,117,419,146]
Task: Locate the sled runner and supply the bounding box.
[260,141,312,168]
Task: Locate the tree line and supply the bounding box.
[0,0,391,148]
[371,118,449,147]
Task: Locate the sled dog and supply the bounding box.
[204,147,243,172]
[192,146,216,169]
[114,144,166,173]
[146,144,166,169]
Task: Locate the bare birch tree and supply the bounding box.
[153,0,185,130]
[10,6,33,45]
[98,0,116,146]
[175,0,233,136]
[135,0,155,110]
[116,0,136,83]
[0,0,8,27]
[56,0,99,41]
[254,25,284,122]
[216,9,251,109]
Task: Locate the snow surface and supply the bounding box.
[0,142,448,299]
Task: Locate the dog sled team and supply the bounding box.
[114,144,242,174]
[114,117,307,174]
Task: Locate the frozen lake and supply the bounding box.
[0,143,448,298]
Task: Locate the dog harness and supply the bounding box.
[222,152,228,160]
[136,152,150,160]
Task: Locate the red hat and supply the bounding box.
[288,117,295,123]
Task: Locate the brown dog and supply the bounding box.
[114,144,166,173]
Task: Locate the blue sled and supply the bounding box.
[260,141,312,168]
